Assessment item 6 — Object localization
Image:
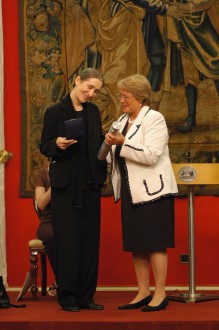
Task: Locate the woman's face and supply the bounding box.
[118,90,141,116]
[75,77,103,103]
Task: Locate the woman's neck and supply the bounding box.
[70,90,83,111]
[128,108,141,122]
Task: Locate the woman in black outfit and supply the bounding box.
[40,68,107,312]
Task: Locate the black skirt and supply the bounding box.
[121,189,175,252]
[116,142,175,253]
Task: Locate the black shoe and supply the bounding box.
[61,304,80,312]
[80,302,104,310]
[141,297,169,312]
[0,298,10,309]
[0,276,10,309]
[118,295,152,310]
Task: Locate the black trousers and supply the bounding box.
[51,184,101,306]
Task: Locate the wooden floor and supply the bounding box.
[1,291,219,330]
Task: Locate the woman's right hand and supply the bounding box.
[105,132,125,146]
[56,137,77,150]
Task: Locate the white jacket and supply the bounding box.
[110,106,178,205]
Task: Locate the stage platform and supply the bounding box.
[1,291,219,330]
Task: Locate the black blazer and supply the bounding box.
[40,94,107,188]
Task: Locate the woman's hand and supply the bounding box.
[105,132,125,146]
[56,137,77,150]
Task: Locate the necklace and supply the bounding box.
[128,117,135,124]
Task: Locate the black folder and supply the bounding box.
[64,118,84,140]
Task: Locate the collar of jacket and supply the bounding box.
[58,93,89,121]
[119,106,151,138]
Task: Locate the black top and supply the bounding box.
[40,93,107,200]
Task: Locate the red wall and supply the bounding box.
[2,1,219,288]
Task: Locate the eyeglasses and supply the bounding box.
[117,93,134,100]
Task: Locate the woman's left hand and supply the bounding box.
[105,132,125,146]
[56,137,77,150]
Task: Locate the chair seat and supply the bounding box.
[29,239,45,250]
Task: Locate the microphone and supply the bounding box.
[97,121,122,160]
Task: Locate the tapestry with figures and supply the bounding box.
[19,0,219,197]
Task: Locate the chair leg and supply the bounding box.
[30,252,39,300]
[40,254,47,296]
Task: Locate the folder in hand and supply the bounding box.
[64,118,84,140]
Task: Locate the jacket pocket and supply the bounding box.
[49,160,71,188]
[143,174,164,196]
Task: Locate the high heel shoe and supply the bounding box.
[118,295,152,310]
[141,297,169,312]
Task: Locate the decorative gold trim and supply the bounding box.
[0,150,13,164]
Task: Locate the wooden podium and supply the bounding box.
[169,163,219,303]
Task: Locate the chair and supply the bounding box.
[28,199,47,300]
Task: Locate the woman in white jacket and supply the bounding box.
[105,74,178,312]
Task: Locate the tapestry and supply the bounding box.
[19,0,219,197]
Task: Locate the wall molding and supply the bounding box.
[8,286,219,292]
